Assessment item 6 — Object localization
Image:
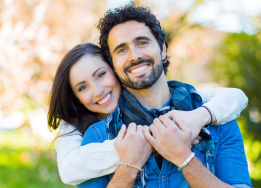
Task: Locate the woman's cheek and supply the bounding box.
[78,92,92,107]
[106,73,119,86]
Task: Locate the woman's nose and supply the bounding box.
[92,84,104,97]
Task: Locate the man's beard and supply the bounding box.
[119,58,164,90]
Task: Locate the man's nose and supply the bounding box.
[128,47,143,63]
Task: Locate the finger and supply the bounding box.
[196,135,202,140]
[127,122,137,133]
[163,110,178,120]
[143,126,157,148]
[137,125,145,137]
[173,115,190,134]
[149,123,161,138]
[158,115,180,132]
[153,118,167,134]
[115,124,126,142]
[191,139,199,145]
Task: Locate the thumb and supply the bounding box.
[164,110,177,121]
[116,124,126,142]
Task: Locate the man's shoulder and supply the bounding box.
[88,118,107,131]
[208,119,243,148]
[82,118,108,145]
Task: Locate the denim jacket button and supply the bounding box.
[162,176,166,181]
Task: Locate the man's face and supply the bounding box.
[107,21,166,90]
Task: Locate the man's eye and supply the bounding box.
[98,72,106,79]
[79,85,87,92]
[118,48,126,54]
[139,41,147,46]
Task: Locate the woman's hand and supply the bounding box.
[162,108,215,141]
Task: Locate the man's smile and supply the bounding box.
[129,64,150,74]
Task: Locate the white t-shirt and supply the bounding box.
[55,87,248,185]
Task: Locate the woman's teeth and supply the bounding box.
[130,65,148,73]
[97,93,111,105]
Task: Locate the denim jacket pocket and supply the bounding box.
[192,135,218,174]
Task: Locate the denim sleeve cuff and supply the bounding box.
[231,184,252,188]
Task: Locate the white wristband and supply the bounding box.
[177,152,195,171]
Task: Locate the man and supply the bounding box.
[78,4,251,188]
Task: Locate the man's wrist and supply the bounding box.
[116,164,140,178]
[171,151,193,167]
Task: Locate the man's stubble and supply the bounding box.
[118,59,164,90]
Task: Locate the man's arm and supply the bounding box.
[107,165,139,188]
[78,123,152,188]
[107,123,153,188]
[143,116,251,188]
[182,120,251,188]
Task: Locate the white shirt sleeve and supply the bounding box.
[196,87,248,125]
[56,88,248,185]
[55,122,119,185]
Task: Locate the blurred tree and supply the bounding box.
[210,32,261,138]
[210,31,261,186]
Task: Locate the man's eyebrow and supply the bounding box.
[112,36,152,54]
[113,43,127,54]
[133,36,152,42]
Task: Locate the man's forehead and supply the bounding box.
[108,21,154,50]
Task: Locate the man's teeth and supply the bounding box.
[97,93,111,105]
[130,65,148,73]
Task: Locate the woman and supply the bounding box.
[48,43,248,185]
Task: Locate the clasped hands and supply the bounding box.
[114,110,203,170]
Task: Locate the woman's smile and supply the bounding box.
[96,91,113,107]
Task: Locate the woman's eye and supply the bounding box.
[79,85,87,92]
[98,72,106,79]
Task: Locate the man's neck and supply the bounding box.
[126,72,171,108]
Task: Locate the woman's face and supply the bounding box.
[69,55,121,119]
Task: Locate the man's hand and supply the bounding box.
[143,115,192,167]
[163,107,216,141]
[115,123,153,170]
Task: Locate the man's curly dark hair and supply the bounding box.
[97,3,170,74]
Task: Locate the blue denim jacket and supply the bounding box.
[77,118,252,188]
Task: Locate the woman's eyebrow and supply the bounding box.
[92,67,104,77]
[75,81,86,88]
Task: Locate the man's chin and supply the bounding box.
[123,79,155,90]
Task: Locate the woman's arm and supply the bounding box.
[55,122,119,185]
[197,87,248,125]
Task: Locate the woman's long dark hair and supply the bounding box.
[48,43,110,135]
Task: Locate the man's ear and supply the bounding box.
[161,42,167,60]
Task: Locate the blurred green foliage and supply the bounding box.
[210,32,261,188]
[0,131,71,188]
